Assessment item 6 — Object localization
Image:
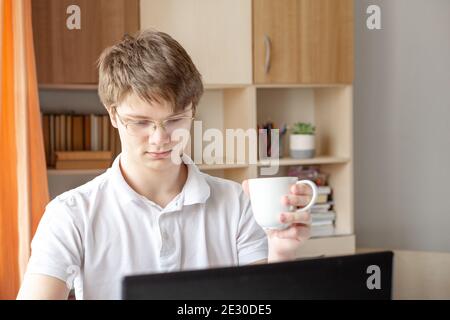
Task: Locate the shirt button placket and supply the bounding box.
[159,215,170,257]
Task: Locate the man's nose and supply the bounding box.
[148,125,170,145]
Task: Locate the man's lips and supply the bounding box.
[145,150,172,158]
[147,150,171,154]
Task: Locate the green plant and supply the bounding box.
[291,122,315,135]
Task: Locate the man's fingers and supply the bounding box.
[290,183,313,196]
[274,224,311,240]
[281,194,312,207]
[280,211,311,224]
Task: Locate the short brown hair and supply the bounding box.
[98,29,203,113]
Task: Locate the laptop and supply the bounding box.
[122,251,393,300]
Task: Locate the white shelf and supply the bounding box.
[195,156,350,170]
[198,163,248,170]
[204,84,249,89]
[46,162,249,175]
[296,234,355,258]
[257,156,350,167]
[255,83,348,89]
[39,83,98,90]
[47,169,107,176]
[39,83,250,91]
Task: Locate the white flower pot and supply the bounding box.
[289,134,315,159]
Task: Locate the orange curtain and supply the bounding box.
[0,0,49,299]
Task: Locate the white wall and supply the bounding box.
[354,0,450,251]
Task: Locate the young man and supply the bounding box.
[17,30,313,300]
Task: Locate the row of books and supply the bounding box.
[41,114,121,167]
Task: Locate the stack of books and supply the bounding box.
[287,166,337,238]
[311,186,336,238]
[55,151,113,170]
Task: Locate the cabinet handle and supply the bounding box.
[264,34,271,74]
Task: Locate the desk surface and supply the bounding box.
[357,248,450,299]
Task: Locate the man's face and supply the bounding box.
[110,93,193,171]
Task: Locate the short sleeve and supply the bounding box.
[25,197,84,286]
[236,192,268,265]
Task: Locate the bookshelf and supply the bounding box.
[189,85,355,258]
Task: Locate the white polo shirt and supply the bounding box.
[25,154,268,300]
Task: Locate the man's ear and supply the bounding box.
[107,107,118,129]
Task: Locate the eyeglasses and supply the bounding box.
[113,106,194,137]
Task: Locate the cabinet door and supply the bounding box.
[253,0,353,84]
[140,0,252,86]
[32,0,139,84]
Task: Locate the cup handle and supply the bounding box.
[295,180,318,212]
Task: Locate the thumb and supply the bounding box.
[242,180,250,196]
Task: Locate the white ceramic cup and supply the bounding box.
[248,177,318,230]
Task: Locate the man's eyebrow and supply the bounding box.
[120,110,189,120]
[120,114,153,120]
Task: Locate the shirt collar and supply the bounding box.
[180,153,211,206]
[111,153,210,207]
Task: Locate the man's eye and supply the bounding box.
[131,121,150,126]
[167,119,182,125]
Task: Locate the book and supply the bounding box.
[66,115,72,151]
[55,114,61,151]
[311,220,334,227]
[90,114,98,151]
[311,202,333,213]
[42,115,50,166]
[97,115,103,153]
[72,115,84,150]
[318,186,331,195]
[316,194,329,204]
[55,160,111,170]
[55,151,112,161]
[311,211,336,222]
[49,114,55,166]
[84,115,91,150]
[311,224,335,238]
[102,115,109,151]
[60,114,66,151]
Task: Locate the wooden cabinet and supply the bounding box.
[140,0,253,86]
[32,0,139,84]
[33,0,353,86]
[253,0,354,84]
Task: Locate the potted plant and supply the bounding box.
[289,122,316,159]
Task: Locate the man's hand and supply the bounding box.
[242,180,313,262]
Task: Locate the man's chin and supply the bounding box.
[142,152,181,169]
